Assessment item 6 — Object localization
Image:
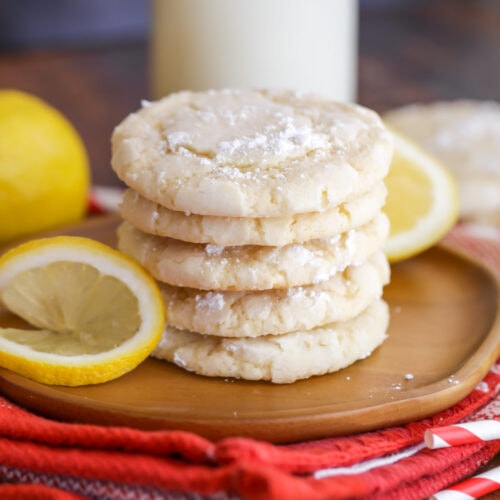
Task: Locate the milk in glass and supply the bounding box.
[151,0,358,101]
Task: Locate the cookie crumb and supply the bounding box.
[205,243,225,256]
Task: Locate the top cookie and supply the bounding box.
[112,89,393,217]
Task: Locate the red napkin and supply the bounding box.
[0,366,498,499]
[0,190,498,499]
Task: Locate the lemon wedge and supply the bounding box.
[384,129,459,262]
[0,236,165,386]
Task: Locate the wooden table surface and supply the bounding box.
[1,0,499,188]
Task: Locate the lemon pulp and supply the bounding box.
[2,262,141,355]
[0,237,165,386]
[384,130,459,262]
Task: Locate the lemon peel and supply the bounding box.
[0,90,90,244]
[0,236,165,386]
[384,129,459,262]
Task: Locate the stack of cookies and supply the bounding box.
[111,89,394,383]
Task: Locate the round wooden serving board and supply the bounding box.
[0,215,499,444]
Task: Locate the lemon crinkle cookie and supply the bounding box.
[152,299,389,384]
[160,251,390,337]
[112,89,393,217]
[384,100,500,224]
[120,182,387,246]
[117,213,389,291]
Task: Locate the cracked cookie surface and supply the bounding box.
[120,183,387,246]
[152,299,389,383]
[117,213,389,291]
[112,89,393,217]
[159,251,390,337]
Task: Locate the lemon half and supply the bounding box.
[384,130,459,262]
[0,237,165,386]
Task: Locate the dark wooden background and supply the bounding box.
[0,0,499,187]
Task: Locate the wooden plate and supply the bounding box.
[0,215,499,444]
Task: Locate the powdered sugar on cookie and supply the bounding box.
[112,89,393,217]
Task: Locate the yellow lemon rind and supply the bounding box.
[0,329,160,386]
[0,236,165,386]
[0,90,90,244]
[384,131,460,263]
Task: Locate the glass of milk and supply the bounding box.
[150,0,358,102]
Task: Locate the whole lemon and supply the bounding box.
[0,90,90,244]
